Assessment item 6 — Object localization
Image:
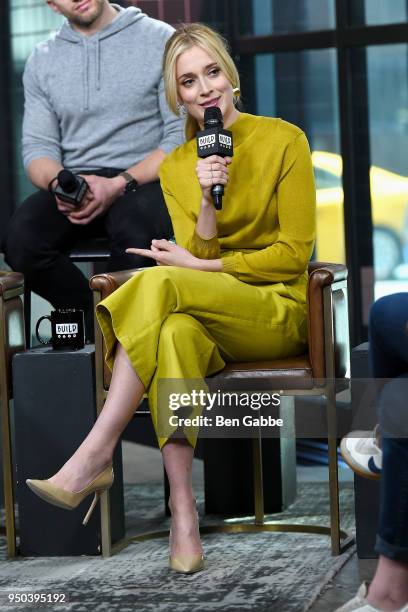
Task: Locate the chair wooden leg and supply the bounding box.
[327,385,341,555]
[23,287,31,348]
[0,300,17,557]
[92,290,112,557]
[279,396,297,509]
[0,394,17,557]
[252,430,264,525]
[100,490,112,557]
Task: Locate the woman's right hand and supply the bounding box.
[196,155,232,204]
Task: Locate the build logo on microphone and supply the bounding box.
[198,134,216,148]
[219,134,232,147]
[197,132,234,157]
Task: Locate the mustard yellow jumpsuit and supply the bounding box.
[96,114,316,448]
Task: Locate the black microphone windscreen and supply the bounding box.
[204,106,223,129]
[58,169,78,193]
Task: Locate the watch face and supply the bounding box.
[125,179,138,193]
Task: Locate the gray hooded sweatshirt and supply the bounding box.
[22,5,184,173]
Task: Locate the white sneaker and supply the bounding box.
[340,426,382,480]
[335,582,408,611]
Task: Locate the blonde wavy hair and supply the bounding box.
[163,23,241,142]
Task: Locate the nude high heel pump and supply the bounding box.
[168,501,205,574]
[26,465,114,526]
[169,544,205,574]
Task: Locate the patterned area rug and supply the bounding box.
[0,481,355,612]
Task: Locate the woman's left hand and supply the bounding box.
[126,239,200,269]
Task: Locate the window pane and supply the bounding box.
[10,0,64,205]
[10,0,64,65]
[236,0,335,36]
[366,44,408,295]
[240,49,343,264]
[355,0,408,26]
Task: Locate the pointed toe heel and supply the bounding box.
[168,507,205,574]
[169,554,205,574]
[26,465,114,525]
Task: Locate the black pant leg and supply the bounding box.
[2,190,95,328]
[103,180,173,272]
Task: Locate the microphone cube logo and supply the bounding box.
[197,127,233,159]
[198,134,216,148]
[219,134,232,147]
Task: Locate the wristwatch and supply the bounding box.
[119,171,138,193]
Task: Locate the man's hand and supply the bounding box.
[56,196,79,216]
[65,175,125,225]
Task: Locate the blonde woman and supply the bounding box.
[26,24,316,574]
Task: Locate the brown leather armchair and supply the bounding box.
[90,262,353,557]
[0,271,25,557]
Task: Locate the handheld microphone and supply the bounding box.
[196,107,233,210]
[53,169,88,207]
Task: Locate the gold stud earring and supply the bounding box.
[232,87,241,96]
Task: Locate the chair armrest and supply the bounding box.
[89,268,146,300]
[307,262,348,285]
[0,271,24,299]
[307,262,349,380]
[0,272,26,397]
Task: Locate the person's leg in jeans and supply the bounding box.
[364,374,408,611]
[369,293,408,378]
[104,180,173,272]
[341,295,408,478]
[337,295,408,611]
[2,190,95,335]
[368,296,408,610]
[340,298,408,610]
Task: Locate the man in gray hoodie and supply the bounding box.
[2,0,184,337]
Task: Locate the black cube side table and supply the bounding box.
[13,345,125,556]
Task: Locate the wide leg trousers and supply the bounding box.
[96,266,308,448]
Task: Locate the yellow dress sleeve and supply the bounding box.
[159,157,221,259]
[221,132,316,283]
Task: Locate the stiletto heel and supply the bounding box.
[26,465,114,525]
[82,491,102,526]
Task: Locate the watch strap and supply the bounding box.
[119,171,138,192]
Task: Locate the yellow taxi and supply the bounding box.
[312,151,408,279]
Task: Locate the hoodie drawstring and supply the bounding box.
[81,39,90,111]
[96,38,101,92]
